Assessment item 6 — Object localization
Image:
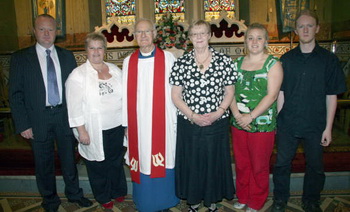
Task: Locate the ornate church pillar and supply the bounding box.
[136,0,155,21]
[185,0,204,23]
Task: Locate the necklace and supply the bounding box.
[195,51,211,70]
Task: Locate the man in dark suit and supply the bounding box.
[9,14,92,212]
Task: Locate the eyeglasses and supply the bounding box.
[189,32,209,37]
[134,30,154,35]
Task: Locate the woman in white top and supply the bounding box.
[66,32,126,209]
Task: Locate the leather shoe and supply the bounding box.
[271,199,286,212]
[115,196,125,202]
[102,201,114,209]
[302,201,322,212]
[68,197,93,207]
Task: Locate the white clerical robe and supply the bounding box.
[122,50,177,175]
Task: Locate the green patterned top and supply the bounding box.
[230,55,279,132]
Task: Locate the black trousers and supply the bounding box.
[273,127,325,203]
[84,125,127,204]
[31,108,83,210]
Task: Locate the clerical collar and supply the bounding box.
[139,48,155,59]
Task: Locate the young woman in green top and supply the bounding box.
[230,23,283,212]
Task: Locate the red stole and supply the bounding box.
[127,47,166,184]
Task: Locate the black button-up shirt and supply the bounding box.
[278,43,347,136]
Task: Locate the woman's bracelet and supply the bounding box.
[190,111,195,124]
[218,106,226,112]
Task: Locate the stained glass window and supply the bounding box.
[204,0,235,21]
[154,0,185,23]
[105,0,136,24]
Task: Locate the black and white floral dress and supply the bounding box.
[169,46,237,207]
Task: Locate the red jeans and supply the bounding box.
[231,127,275,210]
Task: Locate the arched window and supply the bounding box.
[105,0,136,24]
[204,0,236,21]
[154,0,185,23]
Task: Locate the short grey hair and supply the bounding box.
[188,20,211,36]
[134,18,156,33]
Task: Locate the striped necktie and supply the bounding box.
[46,49,60,106]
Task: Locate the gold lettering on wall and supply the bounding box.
[213,46,245,58]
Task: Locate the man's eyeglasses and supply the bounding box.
[134,30,153,35]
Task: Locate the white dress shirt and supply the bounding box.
[36,43,63,106]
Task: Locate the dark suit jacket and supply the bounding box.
[9,45,77,141]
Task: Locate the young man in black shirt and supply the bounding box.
[271,9,347,212]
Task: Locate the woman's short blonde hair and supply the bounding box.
[85,32,107,51]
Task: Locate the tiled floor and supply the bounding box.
[1,191,350,212]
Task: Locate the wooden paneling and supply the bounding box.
[0,0,19,52]
[66,0,90,34]
[13,0,33,49]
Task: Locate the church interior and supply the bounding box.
[0,0,349,211]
